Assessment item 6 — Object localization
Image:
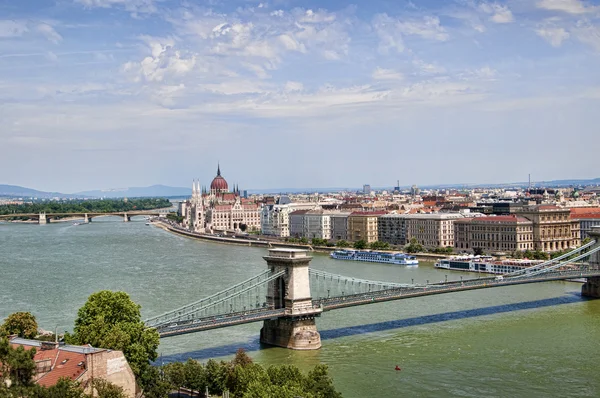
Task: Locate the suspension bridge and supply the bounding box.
[145,228,600,350]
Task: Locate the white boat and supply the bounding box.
[434,255,544,274]
[330,250,418,265]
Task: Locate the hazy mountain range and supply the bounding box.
[1,177,599,199]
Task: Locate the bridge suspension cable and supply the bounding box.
[504,240,596,278]
[510,244,600,279]
[309,268,419,299]
[145,269,274,327]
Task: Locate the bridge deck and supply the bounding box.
[156,308,287,338]
[154,269,600,338]
[316,269,600,311]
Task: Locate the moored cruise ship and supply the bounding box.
[434,255,544,274]
[330,250,419,265]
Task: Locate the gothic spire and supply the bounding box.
[217,162,221,176]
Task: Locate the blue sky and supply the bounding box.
[1,0,600,192]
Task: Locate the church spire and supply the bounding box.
[217,162,221,177]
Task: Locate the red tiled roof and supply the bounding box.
[572,213,600,220]
[349,211,387,216]
[570,207,600,215]
[456,215,531,223]
[37,350,87,387]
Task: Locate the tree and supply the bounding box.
[405,238,423,254]
[335,240,350,248]
[353,240,367,250]
[163,362,186,395]
[92,379,127,398]
[1,312,38,339]
[304,364,342,398]
[0,338,37,389]
[67,291,159,393]
[369,241,390,250]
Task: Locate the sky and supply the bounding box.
[1,0,600,193]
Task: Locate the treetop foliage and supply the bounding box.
[0,198,171,217]
[0,312,38,339]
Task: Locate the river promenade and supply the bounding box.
[152,219,448,260]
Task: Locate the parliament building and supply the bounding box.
[179,165,261,233]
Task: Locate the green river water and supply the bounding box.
[1,218,599,397]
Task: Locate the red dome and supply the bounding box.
[210,164,228,192]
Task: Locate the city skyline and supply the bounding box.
[2,0,600,192]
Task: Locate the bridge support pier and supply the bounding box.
[260,249,322,350]
[582,277,600,298]
[39,213,47,225]
[123,213,130,222]
[83,213,90,223]
[582,228,600,298]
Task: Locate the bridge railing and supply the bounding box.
[504,240,596,277]
[145,269,275,327]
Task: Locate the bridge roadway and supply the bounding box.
[154,267,600,338]
[0,210,167,219]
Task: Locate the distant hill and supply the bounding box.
[75,185,191,198]
[0,184,81,199]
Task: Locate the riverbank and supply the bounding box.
[152,221,448,260]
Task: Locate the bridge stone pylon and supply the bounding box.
[260,249,322,350]
[39,213,47,225]
[582,227,600,298]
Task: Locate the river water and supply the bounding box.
[1,218,599,397]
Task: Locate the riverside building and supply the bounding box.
[516,205,580,252]
[453,215,534,254]
[179,165,261,233]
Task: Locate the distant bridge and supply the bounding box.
[0,209,171,223]
[145,228,600,350]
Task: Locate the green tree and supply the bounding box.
[67,291,159,393]
[404,238,423,254]
[335,240,350,248]
[205,359,229,395]
[183,358,207,395]
[299,237,308,244]
[369,241,390,250]
[92,379,127,398]
[44,378,87,398]
[0,338,37,388]
[353,240,367,250]
[304,364,342,398]
[1,312,38,339]
[163,362,186,395]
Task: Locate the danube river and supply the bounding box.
[1,218,599,397]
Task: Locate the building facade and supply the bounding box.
[454,215,534,254]
[330,212,352,241]
[378,214,408,246]
[261,198,315,237]
[179,165,261,233]
[347,211,386,243]
[517,205,580,252]
[405,213,465,249]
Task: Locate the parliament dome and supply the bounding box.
[210,165,228,192]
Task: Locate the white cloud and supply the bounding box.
[284,81,304,92]
[372,67,404,80]
[397,16,449,41]
[242,62,270,79]
[536,27,570,47]
[536,0,596,14]
[123,39,196,82]
[464,66,498,80]
[479,2,515,24]
[412,59,446,75]
[373,13,405,53]
[297,9,337,24]
[574,21,600,51]
[0,20,28,37]
[74,0,157,14]
[36,23,62,44]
